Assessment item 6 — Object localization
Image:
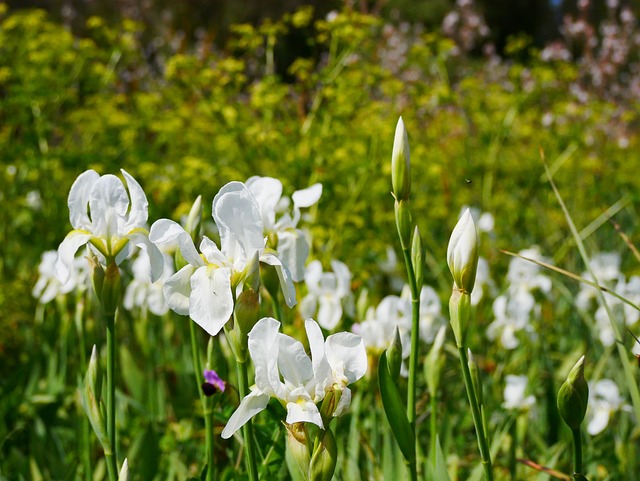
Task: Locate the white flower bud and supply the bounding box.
[391,117,411,201]
[447,209,478,293]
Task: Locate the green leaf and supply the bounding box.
[378,351,415,465]
[428,436,451,481]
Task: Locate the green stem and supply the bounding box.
[189,321,216,480]
[205,397,215,481]
[189,321,205,402]
[105,311,118,481]
[270,294,282,324]
[75,294,92,481]
[237,359,260,481]
[572,428,583,476]
[401,247,420,481]
[458,347,494,481]
[429,392,437,463]
[205,337,216,481]
[508,417,517,480]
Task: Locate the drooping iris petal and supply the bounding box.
[277,230,309,283]
[221,390,270,439]
[189,266,234,336]
[330,259,352,297]
[260,252,296,307]
[317,294,343,330]
[149,219,204,268]
[305,260,322,292]
[126,230,164,282]
[249,317,286,398]
[285,393,324,428]
[68,170,100,230]
[299,295,318,321]
[163,264,197,315]
[55,231,93,283]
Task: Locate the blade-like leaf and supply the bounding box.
[378,351,415,465]
[428,436,451,481]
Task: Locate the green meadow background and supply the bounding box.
[1,1,639,479]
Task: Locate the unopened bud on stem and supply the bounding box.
[449,289,471,348]
[557,355,588,430]
[391,117,411,201]
[447,209,478,294]
[395,200,412,250]
[310,429,337,481]
[387,326,403,381]
[185,195,203,243]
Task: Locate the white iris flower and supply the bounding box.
[300,259,353,330]
[149,182,296,336]
[246,176,322,282]
[55,169,163,284]
[221,317,366,439]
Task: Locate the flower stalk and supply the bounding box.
[105,310,118,481]
[557,355,589,480]
[447,211,493,481]
[390,117,420,481]
[236,358,260,481]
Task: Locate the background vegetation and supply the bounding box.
[1,0,639,479]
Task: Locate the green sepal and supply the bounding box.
[285,423,310,481]
[101,262,121,316]
[449,290,470,348]
[309,429,337,481]
[394,200,412,250]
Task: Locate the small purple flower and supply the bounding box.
[202,369,225,396]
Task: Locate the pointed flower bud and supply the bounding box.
[244,251,261,293]
[447,209,478,294]
[118,459,130,481]
[234,288,260,337]
[319,387,343,425]
[391,117,411,201]
[386,326,403,381]
[468,349,484,406]
[425,325,447,395]
[81,346,109,451]
[185,195,203,242]
[411,226,423,289]
[557,355,588,430]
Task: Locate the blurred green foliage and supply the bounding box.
[1,3,639,480]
